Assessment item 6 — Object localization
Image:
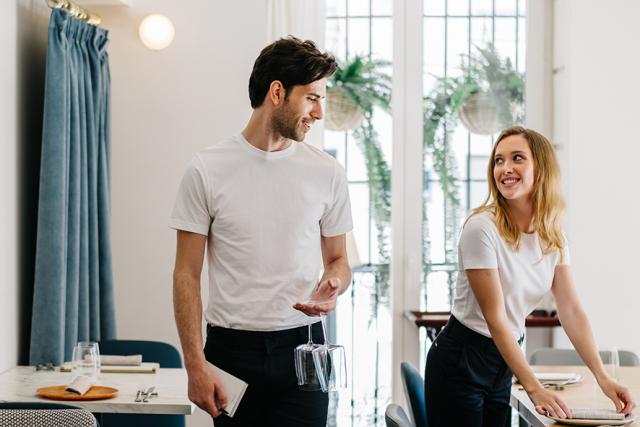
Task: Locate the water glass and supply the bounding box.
[294,322,323,391]
[312,344,347,392]
[601,347,619,382]
[311,314,347,392]
[72,341,101,382]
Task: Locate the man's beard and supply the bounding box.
[272,103,305,142]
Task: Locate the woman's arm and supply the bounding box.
[467,269,572,418]
[551,265,635,414]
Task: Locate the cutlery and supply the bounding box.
[134,390,143,402]
[142,386,156,402]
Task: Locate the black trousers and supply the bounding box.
[424,316,518,427]
[204,323,328,427]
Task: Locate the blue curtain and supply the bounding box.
[30,8,116,365]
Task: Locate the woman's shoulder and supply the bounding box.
[459,209,499,242]
[464,210,496,230]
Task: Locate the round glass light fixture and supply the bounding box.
[138,14,175,51]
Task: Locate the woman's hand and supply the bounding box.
[598,377,636,415]
[528,386,573,419]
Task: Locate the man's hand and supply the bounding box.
[187,363,228,418]
[293,277,342,316]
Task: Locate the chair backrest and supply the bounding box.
[98,340,184,427]
[385,403,414,427]
[400,361,428,427]
[529,348,640,367]
[98,340,182,368]
[0,402,97,427]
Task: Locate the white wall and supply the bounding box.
[2,0,49,372]
[92,1,266,425]
[1,0,18,373]
[553,0,640,353]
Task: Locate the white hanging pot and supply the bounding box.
[325,86,365,131]
[457,91,501,135]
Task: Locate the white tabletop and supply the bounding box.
[0,366,195,415]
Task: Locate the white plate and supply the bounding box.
[548,414,635,426]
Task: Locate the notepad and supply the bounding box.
[207,361,248,418]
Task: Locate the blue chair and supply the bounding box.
[97,340,184,427]
[0,402,98,426]
[385,403,413,427]
[400,361,428,427]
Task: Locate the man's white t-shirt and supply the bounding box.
[451,211,570,339]
[169,135,353,331]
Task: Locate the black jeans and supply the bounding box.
[424,316,518,427]
[204,323,328,427]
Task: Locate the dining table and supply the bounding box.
[0,365,195,415]
[511,365,639,426]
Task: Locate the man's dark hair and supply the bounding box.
[248,36,337,108]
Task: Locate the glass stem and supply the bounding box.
[320,313,329,345]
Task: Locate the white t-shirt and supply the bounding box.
[169,135,353,331]
[451,211,570,339]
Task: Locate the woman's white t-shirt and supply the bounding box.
[451,211,570,339]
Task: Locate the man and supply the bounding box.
[169,37,353,427]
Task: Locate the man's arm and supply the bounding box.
[173,230,226,418]
[293,234,351,316]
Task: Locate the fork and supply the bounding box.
[142,386,156,402]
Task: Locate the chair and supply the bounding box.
[385,403,414,427]
[400,361,428,427]
[0,402,98,427]
[97,340,184,427]
[529,348,640,366]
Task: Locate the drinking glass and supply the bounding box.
[294,320,323,391]
[72,341,101,382]
[312,314,347,392]
[601,347,619,382]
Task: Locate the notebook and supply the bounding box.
[207,361,248,418]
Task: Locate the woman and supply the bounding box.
[424,126,635,426]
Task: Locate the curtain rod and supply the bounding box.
[46,0,102,26]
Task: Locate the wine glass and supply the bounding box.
[312,313,347,392]
[72,341,101,382]
[294,319,323,391]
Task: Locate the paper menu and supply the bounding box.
[207,361,248,418]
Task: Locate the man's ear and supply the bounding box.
[268,80,286,106]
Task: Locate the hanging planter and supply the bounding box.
[457,91,501,135]
[325,86,365,131]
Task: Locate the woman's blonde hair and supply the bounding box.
[472,126,566,258]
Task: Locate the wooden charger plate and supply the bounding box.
[36,385,118,401]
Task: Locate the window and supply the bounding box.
[325,1,393,425]
[324,1,527,425]
[421,0,526,312]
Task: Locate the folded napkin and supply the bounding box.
[100,354,142,366]
[535,372,581,382]
[569,408,625,420]
[65,375,95,395]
